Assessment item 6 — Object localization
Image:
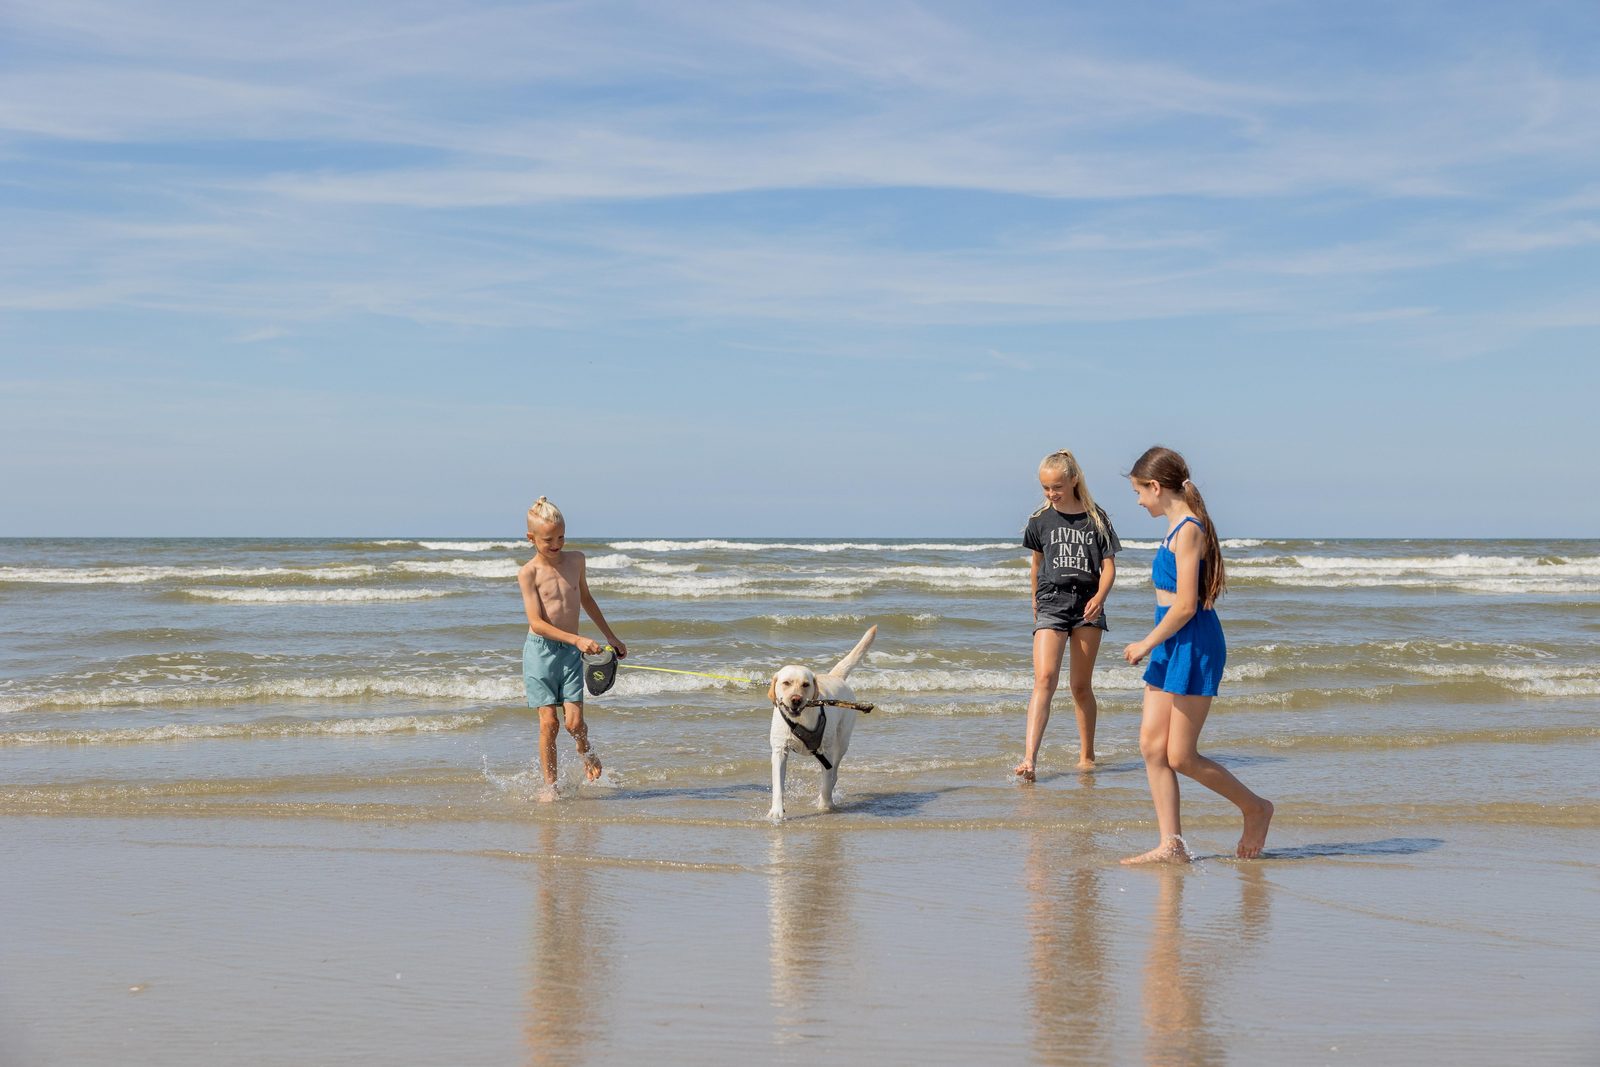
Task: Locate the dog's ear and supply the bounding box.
[767,677,778,706]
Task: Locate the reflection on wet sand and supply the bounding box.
[524,821,613,1067]
[767,828,853,1048]
[1025,823,1112,1065]
[1140,865,1272,1066]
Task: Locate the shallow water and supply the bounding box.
[2,536,1597,1062]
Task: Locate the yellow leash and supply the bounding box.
[620,664,762,684]
[605,648,761,685]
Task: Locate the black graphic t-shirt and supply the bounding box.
[1023,507,1121,607]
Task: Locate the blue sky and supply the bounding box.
[2,1,1597,537]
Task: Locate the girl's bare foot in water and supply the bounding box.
[1075,756,1096,771]
[582,752,603,782]
[1120,836,1192,865]
[537,781,558,803]
[1013,760,1036,783]
[1237,799,1274,859]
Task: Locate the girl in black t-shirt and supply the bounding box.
[1016,450,1121,781]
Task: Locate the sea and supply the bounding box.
[2,535,1596,1064]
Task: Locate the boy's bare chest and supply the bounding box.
[533,558,582,603]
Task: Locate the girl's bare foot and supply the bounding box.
[1120,836,1192,865]
[536,782,558,803]
[1014,760,1036,783]
[1237,799,1274,859]
[1075,756,1096,770]
[582,752,603,781]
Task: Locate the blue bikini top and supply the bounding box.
[1152,516,1206,593]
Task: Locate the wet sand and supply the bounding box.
[3,808,1594,1065]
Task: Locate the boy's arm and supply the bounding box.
[578,564,627,658]
[519,564,593,649]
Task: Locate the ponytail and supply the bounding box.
[1129,446,1226,605]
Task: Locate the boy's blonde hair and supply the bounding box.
[1033,449,1109,539]
[526,496,564,531]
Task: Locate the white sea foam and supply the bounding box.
[0,712,497,746]
[1121,540,1160,550]
[182,588,456,603]
[607,539,1018,553]
[585,553,637,570]
[1409,663,1600,696]
[636,561,699,575]
[1228,553,1600,594]
[0,565,378,585]
[587,573,873,599]
[416,541,527,551]
[758,613,867,626]
[391,559,521,578]
[0,674,526,712]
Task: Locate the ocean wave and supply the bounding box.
[0,712,500,746]
[416,541,527,551]
[391,559,521,578]
[0,564,379,585]
[586,573,874,599]
[636,561,699,575]
[1233,553,1600,576]
[0,674,525,712]
[606,539,1018,553]
[180,588,457,603]
[1408,663,1600,696]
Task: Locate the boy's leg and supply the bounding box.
[537,706,561,792]
[1066,625,1103,768]
[563,703,602,780]
[1017,627,1069,781]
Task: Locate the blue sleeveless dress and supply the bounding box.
[1143,517,1227,697]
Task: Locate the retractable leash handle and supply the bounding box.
[581,646,619,696]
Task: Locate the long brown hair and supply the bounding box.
[1128,446,1226,605]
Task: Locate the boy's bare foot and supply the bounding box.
[1120,836,1192,865]
[1013,760,1036,783]
[537,782,558,803]
[582,752,603,781]
[1237,799,1274,859]
[1076,757,1096,770]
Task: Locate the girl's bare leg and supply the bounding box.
[1017,628,1069,782]
[1066,626,1103,768]
[1122,686,1190,864]
[1166,696,1273,858]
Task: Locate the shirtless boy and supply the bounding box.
[517,496,627,800]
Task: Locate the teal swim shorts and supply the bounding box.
[523,633,584,707]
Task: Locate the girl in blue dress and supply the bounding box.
[1121,447,1273,863]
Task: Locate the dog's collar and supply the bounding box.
[777,704,832,770]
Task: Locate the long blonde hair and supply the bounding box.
[1031,449,1109,540]
[526,496,564,531]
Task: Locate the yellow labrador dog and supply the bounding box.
[767,625,877,821]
